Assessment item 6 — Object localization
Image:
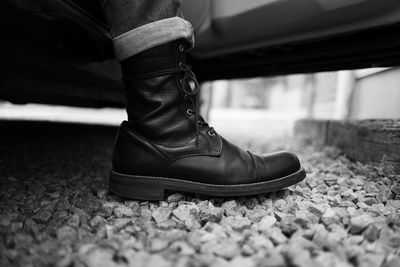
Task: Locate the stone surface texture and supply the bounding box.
[1,122,400,267]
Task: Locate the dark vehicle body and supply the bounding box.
[1,0,400,108]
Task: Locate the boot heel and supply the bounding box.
[109,172,165,201]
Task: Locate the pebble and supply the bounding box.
[252,216,277,232]
[221,200,238,216]
[212,240,240,259]
[363,224,380,242]
[89,215,107,228]
[279,216,300,235]
[31,210,52,223]
[350,214,375,234]
[149,238,169,252]
[57,225,77,241]
[114,206,134,218]
[152,207,171,224]
[321,208,338,226]
[268,227,288,245]
[198,202,223,222]
[0,216,11,227]
[264,249,286,267]
[356,253,385,267]
[221,215,251,231]
[167,193,184,203]
[230,256,257,267]
[307,204,327,218]
[79,247,119,267]
[169,241,195,256]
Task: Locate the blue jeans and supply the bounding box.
[100,0,194,61]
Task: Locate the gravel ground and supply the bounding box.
[1,121,400,267]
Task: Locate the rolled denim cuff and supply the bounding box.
[113,17,194,62]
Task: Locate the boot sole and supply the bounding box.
[109,168,306,200]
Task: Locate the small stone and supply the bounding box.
[279,216,300,236]
[245,207,269,222]
[363,224,380,242]
[386,213,400,227]
[294,212,311,229]
[91,184,108,199]
[364,182,378,193]
[312,226,329,248]
[212,240,240,259]
[386,200,400,209]
[57,225,77,241]
[32,210,52,223]
[149,238,170,252]
[10,222,23,232]
[157,219,177,230]
[356,253,385,267]
[140,208,153,221]
[268,227,287,245]
[152,207,171,224]
[210,257,230,267]
[273,199,287,212]
[264,250,286,267]
[0,216,11,227]
[102,202,119,216]
[169,241,195,256]
[230,256,256,267]
[314,252,352,267]
[391,184,400,196]
[377,186,392,203]
[78,247,117,267]
[247,235,274,250]
[114,206,134,218]
[221,200,238,216]
[380,228,400,248]
[241,244,255,256]
[167,193,184,203]
[89,215,107,228]
[172,204,200,230]
[385,255,400,267]
[284,246,313,267]
[307,204,327,218]
[172,204,197,222]
[113,218,132,232]
[252,216,277,232]
[361,197,378,206]
[146,254,172,267]
[67,214,80,227]
[198,201,224,222]
[321,208,338,226]
[350,214,375,234]
[221,215,251,231]
[125,201,140,212]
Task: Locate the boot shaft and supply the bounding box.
[121,40,197,145]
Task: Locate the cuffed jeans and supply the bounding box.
[100,0,194,61]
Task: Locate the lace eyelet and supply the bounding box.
[179,44,184,52]
[179,62,184,68]
[186,109,193,116]
[179,78,183,84]
[207,130,215,137]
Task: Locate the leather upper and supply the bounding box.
[112,40,301,185]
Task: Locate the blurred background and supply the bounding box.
[1,66,399,145]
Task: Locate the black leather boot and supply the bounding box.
[109,40,306,200]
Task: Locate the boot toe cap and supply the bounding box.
[253,151,301,182]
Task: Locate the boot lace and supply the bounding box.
[179,64,215,146]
